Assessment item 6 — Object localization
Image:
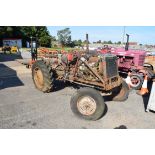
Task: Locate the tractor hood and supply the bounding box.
[111,48,146,57]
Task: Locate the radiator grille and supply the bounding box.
[138,55,145,66]
[105,56,118,78]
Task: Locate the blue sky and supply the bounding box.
[47,26,155,45]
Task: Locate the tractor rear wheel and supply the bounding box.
[32,60,54,92]
[70,87,106,121]
[112,80,129,101]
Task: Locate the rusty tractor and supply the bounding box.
[31,49,129,121]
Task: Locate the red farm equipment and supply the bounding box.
[110,34,154,89]
[97,34,154,89]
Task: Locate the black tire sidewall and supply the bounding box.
[32,60,53,92]
[112,80,129,101]
[70,88,105,120]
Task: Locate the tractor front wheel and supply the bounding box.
[70,87,106,121]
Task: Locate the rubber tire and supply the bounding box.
[70,87,105,121]
[32,60,54,93]
[130,74,143,90]
[112,80,129,102]
[144,63,154,71]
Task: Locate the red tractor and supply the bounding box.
[97,45,111,54]
[99,34,154,89]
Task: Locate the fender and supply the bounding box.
[138,69,154,79]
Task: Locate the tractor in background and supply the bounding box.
[99,34,154,89]
[2,45,18,54]
[2,44,11,54]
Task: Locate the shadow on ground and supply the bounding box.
[114,125,127,129]
[0,64,24,90]
[53,80,81,92]
[0,53,22,62]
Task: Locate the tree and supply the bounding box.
[20,26,52,47]
[57,28,71,47]
[102,40,113,44]
[77,39,82,46]
[0,26,24,38]
[107,40,112,44]
[116,41,121,44]
[72,39,82,47]
[0,26,52,47]
[103,41,108,44]
[97,40,101,43]
[83,40,90,44]
[0,26,24,46]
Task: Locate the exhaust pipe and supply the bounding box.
[125,34,129,51]
[86,33,89,52]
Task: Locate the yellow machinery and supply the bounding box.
[11,46,18,52]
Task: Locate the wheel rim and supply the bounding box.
[34,67,44,89]
[130,76,141,87]
[77,96,97,116]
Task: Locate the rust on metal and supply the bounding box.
[80,58,105,84]
[33,47,122,93]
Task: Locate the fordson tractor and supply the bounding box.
[31,47,129,121]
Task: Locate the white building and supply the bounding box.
[3,38,22,48]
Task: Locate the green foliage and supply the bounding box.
[107,40,112,44]
[0,26,24,38]
[96,40,101,43]
[103,40,113,44]
[57,28,71,46]
[0,26,23,46]
[51,36,57,47]
[102,40,121,44]
[51,36,56,41]
[20,26,51,47]
[69,39,83,47]
[0,26,52,47]
[116,41,121,44]
[82,40,90,45]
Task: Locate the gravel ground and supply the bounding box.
[0,54,155,129]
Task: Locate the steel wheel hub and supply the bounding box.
[130,76,141,87]
[77,96,97,116]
